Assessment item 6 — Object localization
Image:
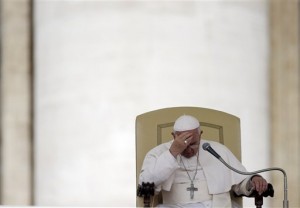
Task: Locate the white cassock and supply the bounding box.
[139,139,254,208]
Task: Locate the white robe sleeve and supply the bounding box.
[232,174,264,196]
[139,142,180,192]
[232,176,254,196]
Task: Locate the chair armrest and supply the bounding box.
[234,183,274,208]
[234,183,274,198]
[137,182,155,207]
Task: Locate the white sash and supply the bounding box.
[162,179,212,205]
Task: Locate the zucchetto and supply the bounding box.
[173,115,200,131]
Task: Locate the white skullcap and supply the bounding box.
[173,115,200,131]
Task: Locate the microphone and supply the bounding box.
[202,142,221,159]
[202,142,289,208]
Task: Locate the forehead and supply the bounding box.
[175,128,199,135]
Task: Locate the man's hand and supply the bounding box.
[169,132,192,157]
[251,175,268,195]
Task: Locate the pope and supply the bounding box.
[139,114,268,208]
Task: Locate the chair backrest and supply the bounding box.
[136,106,242,206]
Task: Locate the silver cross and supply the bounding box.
[187,182,198,199]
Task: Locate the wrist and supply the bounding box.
[169,148,179,158]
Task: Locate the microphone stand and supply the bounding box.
[203,143,288,208]
[218,157,288,208]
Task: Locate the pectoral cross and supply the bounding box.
[187,182,198,199]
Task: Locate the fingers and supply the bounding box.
[183,136,193,146]
[251,176,268,195]
[177,132,193,143]
[176,132,192,147]
[169,132,192,157]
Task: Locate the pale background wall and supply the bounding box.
[34,0,269,206]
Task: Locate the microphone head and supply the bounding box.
[202,142,221,159]
[202,143,210,150]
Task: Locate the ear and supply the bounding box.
[171,132,176,139]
